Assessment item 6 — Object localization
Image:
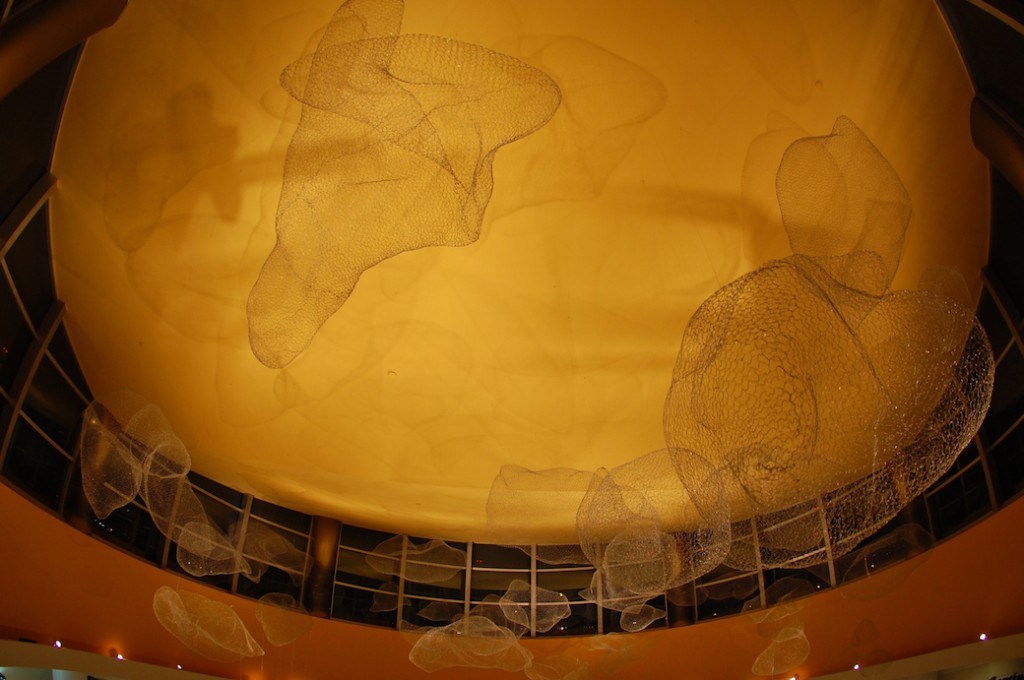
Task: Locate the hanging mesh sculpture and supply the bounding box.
[369,581,400,614]
[255,592,313,647]
[366,536,466,584]
[78,390,253,579]
[663,116,994,570]
[750,626,810,677]
[246,0,561,368]
[415,600,465,623]
[575,449,730,610]
[79,391,154,519]
[152,586,264,662]
[407,615,534,673]
[839,523,934,600]
[483,116,992,627]
[498,578,572,633]
[403,576,573,672]
[242,519,310,583]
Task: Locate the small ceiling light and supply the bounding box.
[116,653,125,661]
[176,665,183,670]
[53,640,61,648]
[854,663,860,670]
[979,633,988,641]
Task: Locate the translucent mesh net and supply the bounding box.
[576,449,730,603]
[750,626,810,677]
[663,117,994,569]
[79,392,153,519]
[255,592,313,647]
[415,600,464,623]
[79,391,253,579]
[498,578,572,633]
[243,519,309,582]
[618,603,665,633]
[152,586,264,662]
[406,615,534,673]
[481,116,991,625]
[365,536,466,584]
[369,582,400,613]
[839,524,934,600]
[246,0,561,368]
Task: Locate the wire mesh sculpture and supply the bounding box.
[246,0,561,367]
[663,116,993,569]
[79,391,254,579]
[487,115,994,623]
[256,592,313,647]
[153,586,264,662]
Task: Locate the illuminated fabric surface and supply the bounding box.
[53,0,988,543]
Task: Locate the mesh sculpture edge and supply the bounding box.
[246,0,561,368]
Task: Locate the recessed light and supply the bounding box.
[176,664,183,670]
[854,663,860,670]
[116,653,125,661]
[53,640,61,648]
[979,633,988,641]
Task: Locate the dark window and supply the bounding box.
[989,171,1024,311]
[537,547,591,570]
[165,544,233,591]
[537,568,594,602]
[469,570,529,602]
[982,343,1024,442]
[695,571,760,621]
[46,323,91,401]
[338,524,399,553]
[930,439,982,490]
[403,567,464,600]
[332,585,397,627]
[927,462,992,538]
[22,355,85,452]
[470,543,530,570]
[542,602,598,636]
[236,565,302,602]
[1,415,71,510]
[601,595,668,634]
[4,208,55,329]
[191,489,242,534]
[187,471,244,508]
[401,596,463,628]
[0,47,78,219]
[977,284,1014,359]
[336,547,398,589]
[939,1,1024,123]
[250,498,311,534]
[989,427,1024,503]
[91,500,165,564]
[761,568,831,603]
[0,280,34,393]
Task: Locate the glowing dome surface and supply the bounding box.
[51,0,988,540]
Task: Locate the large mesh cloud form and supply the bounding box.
[246,0,561,368]
[153,586,264,663]
[487,116,993,615]
[664,116,994,570]
[79,390,253,579]
[77,390,315,658]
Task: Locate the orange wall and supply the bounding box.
[1,482,1024,680]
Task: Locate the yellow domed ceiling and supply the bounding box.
[50,0,988,541]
